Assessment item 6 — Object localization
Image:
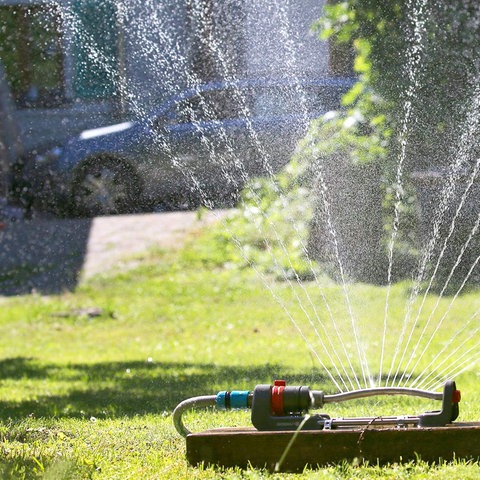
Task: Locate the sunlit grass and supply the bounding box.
[1,224,480,478]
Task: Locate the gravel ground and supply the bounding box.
[0,209,231,296]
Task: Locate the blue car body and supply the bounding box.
[43,77,355,213]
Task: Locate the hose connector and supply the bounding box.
[216,390,250,410]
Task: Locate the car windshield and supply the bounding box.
[173,88,246,123]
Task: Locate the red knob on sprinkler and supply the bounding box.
[453,389,461,403]
[271,380,286,416]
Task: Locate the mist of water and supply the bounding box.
[8,0,480,394]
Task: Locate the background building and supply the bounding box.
[0,0,351,192]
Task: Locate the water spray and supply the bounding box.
[173,379,460,437]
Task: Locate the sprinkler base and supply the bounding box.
[186,423,480,471]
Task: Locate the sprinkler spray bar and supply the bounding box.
[173,379,460,437]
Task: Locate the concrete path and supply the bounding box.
[0,210,230,296]
[81,210,229,278]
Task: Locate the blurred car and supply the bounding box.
[20,77,354,216]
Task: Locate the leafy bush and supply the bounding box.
[208,1,480,285]
[203,160,318,281]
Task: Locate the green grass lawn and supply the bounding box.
[1,221,480,479]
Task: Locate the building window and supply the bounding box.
[0,4,65,108]
[71,0,118,100]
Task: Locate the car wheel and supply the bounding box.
[70,157,141,217]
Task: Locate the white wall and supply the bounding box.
[245,0,328,78]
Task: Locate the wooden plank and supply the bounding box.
[186,424,480,472]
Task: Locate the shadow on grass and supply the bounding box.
[0,357,329,419]
[0,218,92,295]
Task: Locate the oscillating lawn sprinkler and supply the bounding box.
[173,379,480,471]
[173,379,460,437]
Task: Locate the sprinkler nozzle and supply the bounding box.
[172,379,459,437]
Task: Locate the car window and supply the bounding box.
[162,83,345,126]
[173,89,245,124]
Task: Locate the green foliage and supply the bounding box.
[201,164,318,281]
[299,109,387,167]
[207,1,480,285]
[315,0,480,170]
[300,0,480,282]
